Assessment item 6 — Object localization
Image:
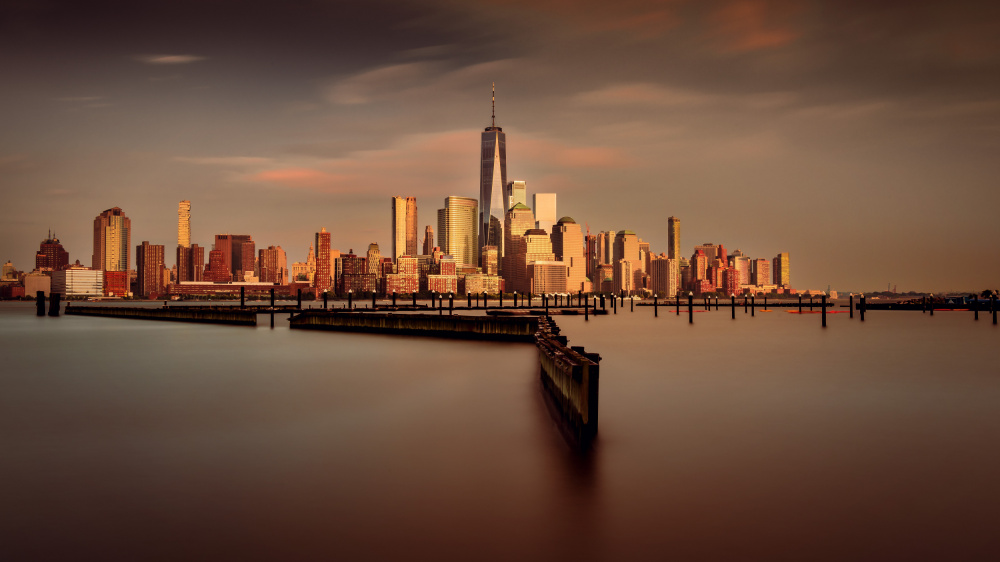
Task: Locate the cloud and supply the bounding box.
[174,156,272,166]
[54,96,104,102]
[707,0,802,53]
[327,62,441,105]
[573,82,797,110]
[484,0,683,38]
[136,54,206,65]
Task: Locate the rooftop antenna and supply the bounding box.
[491,82,495,128]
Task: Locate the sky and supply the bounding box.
[1,0,998,293]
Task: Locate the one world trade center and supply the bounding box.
[479,83,507,268]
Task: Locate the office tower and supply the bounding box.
[136,241,165,297]
[502,203,535,291]
[585,233,598,282]
[93,207,131,272]
[213,234,254,281]
[423,226,434,255]
[480,84,507,262]
[692,249,708,282]
[613,230,639,263]
[667,216,680,260]
[391,196,418,260]
[638,240,651,274]
[176,243,205,282]
[694,243,720,268]
[258,246,287,284]
[613,259,635,295]
[551,217,586,292]
[367,244,381,277]
[504,180,527,212]
[438,196,479,268]
[481,246,498,276]
[509,228,555,293]
[533,193,556,233]
[723,268,740,296]
[35,231,70,271]
[178,200,191,248]
[206,249,227,282]
[315,228,332,291]
[752,258,770,286]
[773,252,790,287]
[729,250,750,286]
[651,255,679,297]
[601,230,616,264]
[2,261,15,280]
[527,261,568,294]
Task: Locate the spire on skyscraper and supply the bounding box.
[491,82,495,128]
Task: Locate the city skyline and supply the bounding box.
[1,1,998,292]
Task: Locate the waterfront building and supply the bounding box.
[366,243,382,280]
[206,249,228,282]
[692,250,708,283]
[136,241,165,297]
[176,243,204,283]
[386,255,419,294]
[92,207,131,272]
[551,217,587,293]
[427,274,458,294]
[462,273,502,294]
[502,203,535,287]
[613,230,642,290]
[527,261,568,294]
[1,261,15,280]
[773,252,790,287]
[723,268,740,296]
[315,229,332,291]
[598,231,615,265]
[480,85,507,262]
[23,272,51,297]
[258,245,287,284]
[52,266,103,297]
[613,259,635,295]
[481,245,498,276]
[533,193,557,234]
[505,180,527,212]
[391,196,418,260]
[694,243,721,270]
[667,216,680,260]
[596,264,614,293]
[341,251,376,294]
[506,228,555,293]
[35,231,70,271]
[213,234,254,282]
[178,200,191,248]
[103,270,128,297]
[438,196,478,268]
[752,258,770,287]
[729,250,750,286]
[423,226,434,256]
[650,255,679,297]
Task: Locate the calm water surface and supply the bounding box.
[2,302,998,560]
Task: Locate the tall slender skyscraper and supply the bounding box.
[93,207,131,272]
[480,83,507,263]
[178,200,191,248]
[773,252,790,287]
[423,225,434,255]
[136,241,165,297]
[533,193,557,234]
[315,228,331,291]
[667,216,680,260]
[438,196,479,268]
[391,196,418,260]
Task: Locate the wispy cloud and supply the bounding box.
[54,96,104,102]
[136,54,206,65]
[174,156,272,166]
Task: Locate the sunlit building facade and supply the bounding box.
[438,196,478,268]
[92,207,131,272]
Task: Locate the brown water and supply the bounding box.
[2,302,998,560]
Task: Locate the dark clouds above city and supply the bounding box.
[2,0,998,291]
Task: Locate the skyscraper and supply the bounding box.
[503,203,535,289]
[136,241,165,297]
[178,200,191,248]
[92,207,131,272]
[315,228,332,291]
[391,196,418,260]
[480,83,507,263]
[423,225,434,255]
[213,234,254,281]
[533,193,557,234]
[773,252,790,287]
[176,244,204,282]
[667,216,680,260]
[438,196,478,268]
[258,246,287,284]
[551,217,586,292]
[35,231,69,271]
[504,180,527,212]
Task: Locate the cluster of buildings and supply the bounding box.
[0,89,792,300]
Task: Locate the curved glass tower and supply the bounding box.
[479,83,507,266]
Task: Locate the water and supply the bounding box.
[2,302,998,560]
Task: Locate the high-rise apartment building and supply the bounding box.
[667,216,680,260]
[650,255,679,297]
[35,231,70,271]
[480,84,507,262]
[551,217,586,292]
[752,258,770,287]
[438,196,478,268]
[136,241,165,297]
[504,180,527,213]
[178,200,191,248]
[533,193,557,234]
[315,228,332,291]
[213,234,254,281]
[585,233,598,282]
[391,196,418,259]
[481,246,498,276]
[176,244,204,282]
[93,207,131,272]
[258,246,287,284]
[508,228,555,293]
[773,252,790,287]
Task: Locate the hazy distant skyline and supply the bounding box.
[2,0,998,292]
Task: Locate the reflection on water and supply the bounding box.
[1,302,997,560]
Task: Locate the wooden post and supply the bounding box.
[992,294,997,325]
[798,294,802,313]
[348,291,352,309]
[688,293,693,324]
[391,291,396,308]
[744,295,748,314]
[468,293,472,308]
[612,294,616,314]
[654,295,658,317]
[483,292,488,309]
[500,291,503,308]
[763,295,766,311]
[809,296,813,310]
[849,293,854,319]
[578,290,582,307]
[922,295,927,313]
[240,286,245,308]
[676,295,680,316]
[439,294,443,315]
[972,294,978,321]
[929,294,934,316]
[449,293,453,315]
[413,293,417,307]
[48,292,61,316]
[822,294,827,327]
[601,294,606,310]
[36,290,45,316]
[297,288,302,309]
[270,311,274,328]
[324,291,329,309]
[860,294,866,322]
[731,295,736,319]
[751,295,755,317]
[372,292,376,309]
[630,296,633,312]
[545,294,549,316]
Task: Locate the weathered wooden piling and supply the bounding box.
[500,292,503,308]
[391,291,396,308]
[324,292,329,309]
[297,289,302,309]
[688,293,693,324]
[240,286,245,308]
[860,294,866,322]
[372,292,377,309]
[348,291,353,309]
[48,292,61,316]
[270,311,275,328]
[36,291,45,316]
[992,294,997,325]
[763,295,766,311]
[654,295,658,317]
[601,294,606,310]
[929,294,934,316]
[972,294,978,321]
[922,295,927,313]
[449,293,454,315]
[849,294,854,319]
[66,306,256,325]
[751,295,755,317]
[535,317,600,449]
[822,294,827,327]
[545,294,550,316]
[630,297,633,312]
[291,310,538,341]
[578,290,583,307]
[468,293,472,308]
[809,296,813,310]
[612,294,616,314]
[676,295,680,316]
[731,295,736,319]
[744,295,748,314]
[798,295,802,313]
[413,293,417,307]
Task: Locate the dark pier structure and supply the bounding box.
[65,305,258,326]
[289,310,539,341]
